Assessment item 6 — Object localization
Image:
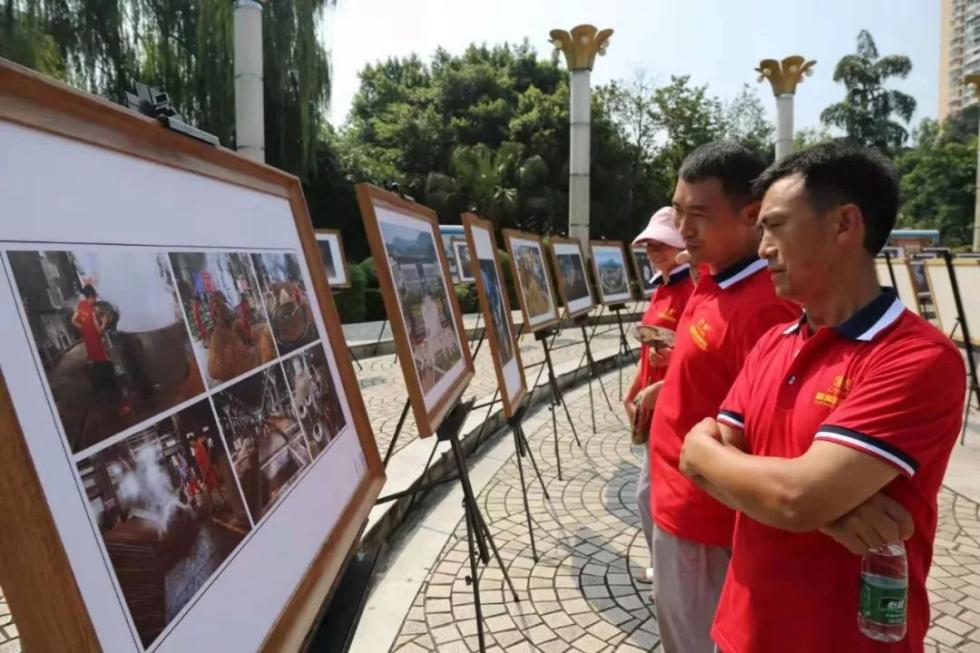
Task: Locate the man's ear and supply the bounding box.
[741,200,762,227]
[836,203,865,248]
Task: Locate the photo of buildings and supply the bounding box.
[479,259,515,367]
[556,251,591,303]
[513,243,555,320]
[380,219,464,394]
[593,247,631,299]
[76,399,250,648]
[7,250,206,453]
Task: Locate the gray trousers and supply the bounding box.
[652,524,731,653]
[636,448,654,565]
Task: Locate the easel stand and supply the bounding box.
[608,303,636,399]
[574,314,615,433]
[936,250,980,444]
[507,404,550,562]
[440,399,521,652]
[535,326,582,482]
[380,323,489,469]
[372,319,388,358]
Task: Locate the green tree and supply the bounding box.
[723,84,774,159]
[896,117,976,246]
[820,29,915,154]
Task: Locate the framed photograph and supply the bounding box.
[356,184,475,438]
[314,229,351,288]
[630,245,657,299]
[548,236,595,318]
[438,224,465,281]
[502,229,560,333]
[451,236,476,284]
[590,241,634,305]
[0,61,383,653]
[462,214,527,418]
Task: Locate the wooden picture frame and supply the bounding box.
[906,258,938,321]
[547,236,595,318]
[0,60,384,653]
[924,258,980,346]
[501,229,561,333]
[313,228,351,289]
[461,214,527,417]
[355,183,475,438]
[629,245,657,299]
[451,236,475,284]
[589,240,634,305]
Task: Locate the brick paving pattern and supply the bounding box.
[388,369,980,652]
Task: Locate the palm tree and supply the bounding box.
[450,143,520,225]
[821,30,916,154]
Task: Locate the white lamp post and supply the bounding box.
[756,56,816,161]
[550,25,613,242]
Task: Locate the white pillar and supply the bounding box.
[234,0,265,162]
[569,69,591,243]
[775,93,794,162]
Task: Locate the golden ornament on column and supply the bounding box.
[756,55,815,161]
[549,24,613,71]
[755,56,817,95]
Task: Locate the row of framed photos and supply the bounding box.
[353,184,652,443]
[315,223,659,304]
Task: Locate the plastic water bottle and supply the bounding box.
[858,542,908,642]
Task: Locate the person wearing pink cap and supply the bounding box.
[624,205,695,593]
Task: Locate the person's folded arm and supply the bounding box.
[680,417,899,533]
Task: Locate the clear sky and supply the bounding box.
[325,0,938,134]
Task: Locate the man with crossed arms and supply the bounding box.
[680,143,966,651]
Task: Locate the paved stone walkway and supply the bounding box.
[0,589,17,653]
[381,369,980,653]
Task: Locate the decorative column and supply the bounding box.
[756,56,816,161]
[965,74,980,251]
[234,0,265,162]
[550,25,613,243]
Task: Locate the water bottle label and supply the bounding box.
[859,578,907,625]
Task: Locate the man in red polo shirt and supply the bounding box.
[624,206,695,590]
[649,143,798,652]
[679,143,966,651]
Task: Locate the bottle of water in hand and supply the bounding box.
[858,542,908,642]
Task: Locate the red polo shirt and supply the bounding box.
[638,264,695,387]
[650,257,798,546]
[712,289,966,653]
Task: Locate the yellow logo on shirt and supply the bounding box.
[689,318,712,351]
[658,307,679,323]
[815,375,852,407]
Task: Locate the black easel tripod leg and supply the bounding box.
[462,493,487,652]
[511,426,539,562]
[579,324,598,433]
[447,432,520,602]
[516,423,549,500]
[382,399,412,468]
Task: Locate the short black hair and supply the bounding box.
[679,142,768,207]
[753,142,899,255]
[81,285,97,298]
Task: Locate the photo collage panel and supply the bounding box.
[3,244,352,651]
